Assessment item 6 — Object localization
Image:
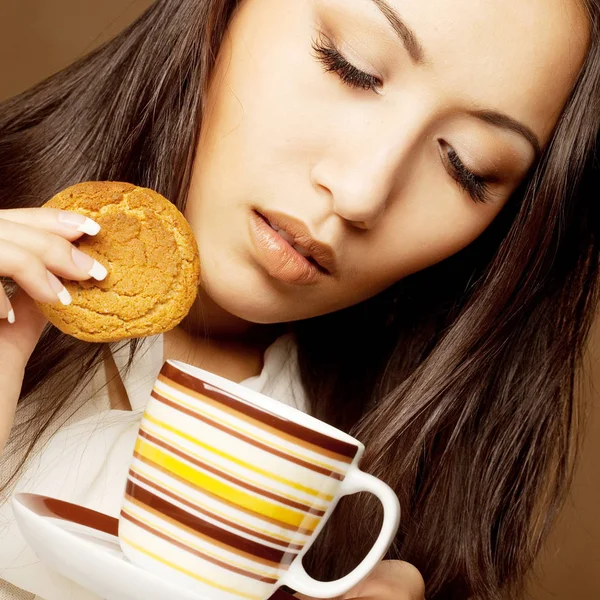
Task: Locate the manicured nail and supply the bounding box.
[5,296,15,324]
[58,210,101,236]
[71,247,108,280]
[47,271,72,305]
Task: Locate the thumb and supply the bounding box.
[0,289,48,453]
[0,288,48,371]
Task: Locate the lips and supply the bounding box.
[257,210,337,275]
[248,209,337,286]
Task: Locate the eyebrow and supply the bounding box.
[468,110,542,157]
[368,0,542,156]
[368,0,426,64]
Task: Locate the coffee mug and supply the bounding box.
[118,360,400,600]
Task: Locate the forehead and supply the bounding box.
[391,0,589,142]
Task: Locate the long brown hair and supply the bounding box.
[1,1,599,598]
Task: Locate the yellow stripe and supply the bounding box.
[155,384,346,476]
[120,536,262,600]
[125,493,287,570]
[136,439,320,531]
[124,505,281,580]
[142,414,331,509]
[131,464,304,546]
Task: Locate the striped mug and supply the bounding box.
[118,360,400,600]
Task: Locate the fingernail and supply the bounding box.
[5,297,15,324]
[58,210,101,236]
[47,272,72,305]
[71,247,108,281]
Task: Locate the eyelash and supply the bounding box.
[311,32,382,92]
[444,145,490,203]
[312,32,490,204]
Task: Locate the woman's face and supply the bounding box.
[186,0,588,325]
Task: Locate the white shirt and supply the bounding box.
[0,333,307,600]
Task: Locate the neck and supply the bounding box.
[179,286,285,344]
[164,287,286,382]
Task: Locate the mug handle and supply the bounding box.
[278,466,401,599]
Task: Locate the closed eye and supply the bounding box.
[312,31,382,93]
[438,140,490,204]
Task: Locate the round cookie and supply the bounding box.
[37,181,201,342]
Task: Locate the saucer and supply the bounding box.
[12,493,296,600]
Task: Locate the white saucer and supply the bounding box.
[12,493,295,600]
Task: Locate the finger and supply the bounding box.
[0,283,14,323]
[380,560,425,597]
[343,561,425,600]
[0,219,107,282]
[0,239,72,304]
[0,207,101,241]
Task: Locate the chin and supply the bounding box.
[200,268,300,325]
[216,294,301,325]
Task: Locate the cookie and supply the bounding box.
[37,181,201,343]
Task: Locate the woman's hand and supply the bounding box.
[0,207,105,453]
[295,560,425,600]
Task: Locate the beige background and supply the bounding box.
[1,1,598,598]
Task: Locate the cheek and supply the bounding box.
[365,184,503,285]
[196,55,302,188]
[206,5,329,168]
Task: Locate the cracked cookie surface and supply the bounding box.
[37,181,201,342]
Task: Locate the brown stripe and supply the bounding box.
[129,468,305,551]
[124,494,286,571]
[139,428,326,517]
[151,390,344,481]
[121,510,278,584]
[158,376,350,464]
[160,365,357,461]
[133,451,315,536]
[20,494,118,537]
[126,482,296,567]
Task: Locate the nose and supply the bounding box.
[310,139,410,230]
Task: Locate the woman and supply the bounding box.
[0,0,598,598]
